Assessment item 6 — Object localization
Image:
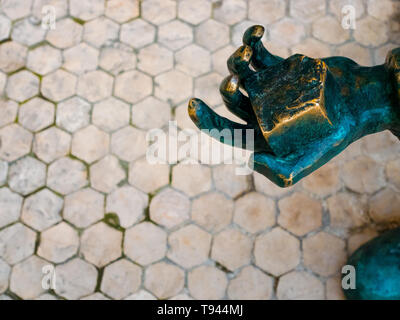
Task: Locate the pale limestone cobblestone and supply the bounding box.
[0,0,399,301]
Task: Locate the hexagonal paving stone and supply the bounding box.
[342,156,385,194]
[105,0,139,23]
[150,188,190,229]
[214,0,247,25]
[138,44,173,76]
[368,0,395,21]
[254,227,300,276]
[33,127,71,164]
[290,0,326,22]
[234,192,276,234]
[142,0,176,25]
[303,232,347,277]
[47,157,88,195]
[77,70,113,103]
[0,124,32,162]
[227,266,273,300]
[80,222,122,267]
[131,96,171,130]
[41,70,77,102]
[195,19,229,51]
[155,70,193,105]
[56,97,91,133]
[64,188,104,228]
[188,265,227,300]
[92,97,130,133]
[270,18,306,47]
[128,157,170,194]
[178,0,211,25]
[124,222,167,265]
[0,161,6,186]
[99,45,137,75]
[0,99,18,128]
[18,98,55,132]
[106,186,148,228]
[312,16,350,45]
[144,262,184,299]
[83,17,119,48]
[212,45,236,76]
[6,70,39,102]
[168,224,211,268]
[293,38,332,58]
[72,125,109,164]
[70,0,104,21]
[90,155,126,193]
[327,192,368,229]
[277,271,324,300]
[301,162,341,196]
[192,192,233,232]
[176,44,211,77]
[46,18,83,49]
[329,0,365,19]
[114,70,152,104]
[11,18,46,46]
[38,222,79,263]
[386,159,400,189]
[213,164,251,198]
[0,258,10,294]
[1,0,32,20]
[0,41,27,73]
[8,156,46,195]
[10,256,49,299]
[101,259,142,300]
[278,192,322,236]
[63,43,99,74]
[248,0,286,23]
[111,126,147,162]
[120,19,156,49]
[0,223,36,264]
[21,189,63,231]
[32,0,68,20]
[354,16,389,47]
[172,163,212,197]
[158,20,193,51]
[194,72,223,106]
[0,15,11,41]
[55,258,97,300]
[348,228,378,255]
[27,45,62,76]
[369,188,400,224]
[211,228,252,271]
[0,188,22,228]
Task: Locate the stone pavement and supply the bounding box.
[0,0,399,300]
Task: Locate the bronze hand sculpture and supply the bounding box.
[188,25,400,187]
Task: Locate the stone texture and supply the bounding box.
[80,222,122,267]
[47,157,88,195]
[278,192,322,236]
[254,228,300,276]
[90,155,126,193]
[293,38,331,58]
[211,228,252,271]
[188,266,227,300]
[6,70,39,102]
[313,16,350,45]
[172,163,212,197]
[144,262,184,299]
[177,44,211,77]
[115,70,152,104]
[83,17,119,48]
[105,0,139,23]
[21,189,63,231]
[302,162,341,196]
[195,20,229,51]
[0,99,18,128]
[138,44,173,76]
[131,97,171,130]
[106,186,148,228]
[348,228,379,254]
[0,188,22,228]
[168,224,211,268]
[10,256,49,299]
[55,258,97,300]
[228,266,273,300]
[290,0,326,21]
[120,19,155,49]
[150,188,190,229]
[101,259,142,300]
[194,72,223,106]
[155,70,193,105]
[0,259,10,294]
[8,156,46,195]
[214,0,247,25]
[277,271,324,300]
[33,127,71,164]
[248,0,286,23]
[56,97,91,133]
[99,44,136,75]
[11,18,46,46]
[41,70,77,102]
[0,223,36,265]
[19,98,55,132]
[142,0,176,25]
[336,42,373,66]
[111,126,147,162]
[0,41,27,73]
[63,43,99,74]
[192,192,233,232]
[27,45,62,75]
[178,0,211,25]
[72,125,109,164]
[354,16,388,47]
[124,222,167,265]
[369,188,400,224]
[77,70,113,103]
[46,18,83,49]
[213,164,251,198]
[303,232,347,277]
[386,159,400,189]
[70,0,104,21]
[64,188,104,228]
[0,124,33,162]
[270,18,306,47]
[38,222,79,263]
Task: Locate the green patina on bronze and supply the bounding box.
[344,227,400,300]
[188,25,400,188]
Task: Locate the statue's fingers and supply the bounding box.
[227,45,254,81]
[242,25,283,70]
[219,75,255,123]
[188,98,269,151]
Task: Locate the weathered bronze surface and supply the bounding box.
[188,25,400,187]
